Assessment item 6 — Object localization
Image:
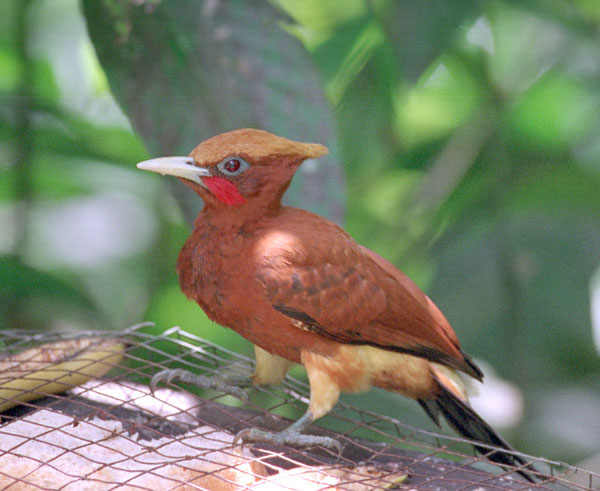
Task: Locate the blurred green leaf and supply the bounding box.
[0,48,59,105]
[272,0,366,47]
[314,17,385,105]
[507,163,600,215]
[1,110,147,201]
[506,72,598,149]
[373,0,479,82]
[39,117,146,164]
[0,42,21,92]
[573,0,600,20]
[0,255,103,328]
[395,54,484,148]
[1,256,87,302]
[0,110,146,164]
[504,0,600,27]
[487,2,567,96]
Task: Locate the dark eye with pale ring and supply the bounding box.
[217,156,249,176]
[225,159,241,173]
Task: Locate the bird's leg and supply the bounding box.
[234,410,342,452]
[150,368,250,401]
[235,350,343,452]
[151,346,293,401]
[251,345,293,385]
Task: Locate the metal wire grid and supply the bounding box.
[0,325,597,490]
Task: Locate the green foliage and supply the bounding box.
[2,0,600,464]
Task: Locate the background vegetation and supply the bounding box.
[2,0,600,468]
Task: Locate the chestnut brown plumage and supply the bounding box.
[138,129,534,481]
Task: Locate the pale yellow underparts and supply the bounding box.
[252,343,468,422]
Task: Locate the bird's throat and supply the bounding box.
[202,176,246,206]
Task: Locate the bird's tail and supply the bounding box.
[418,376,537,483]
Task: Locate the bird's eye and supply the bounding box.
[217,156,249,176]
[224,159,241,173]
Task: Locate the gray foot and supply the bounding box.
[235,427,343,452]
[150,368,249,401]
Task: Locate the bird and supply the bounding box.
[137,128,534,481]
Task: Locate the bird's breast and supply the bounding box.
[176,223,310,362]
[177,225,243,317]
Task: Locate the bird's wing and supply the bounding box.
[358,246,482,379]
[255,219,481,379]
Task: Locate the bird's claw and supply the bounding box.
[150,368,249,402]
[150,368,184,391]
[234,427,343,453]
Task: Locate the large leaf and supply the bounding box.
[373,0,479,82]
[0,255,105,329]
[82,0,344,224]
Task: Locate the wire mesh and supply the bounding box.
[0,325,597,490]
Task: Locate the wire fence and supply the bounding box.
[0,325,597,490]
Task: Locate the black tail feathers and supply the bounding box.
[418,382,537,483]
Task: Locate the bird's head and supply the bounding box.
[137,128,328,212]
